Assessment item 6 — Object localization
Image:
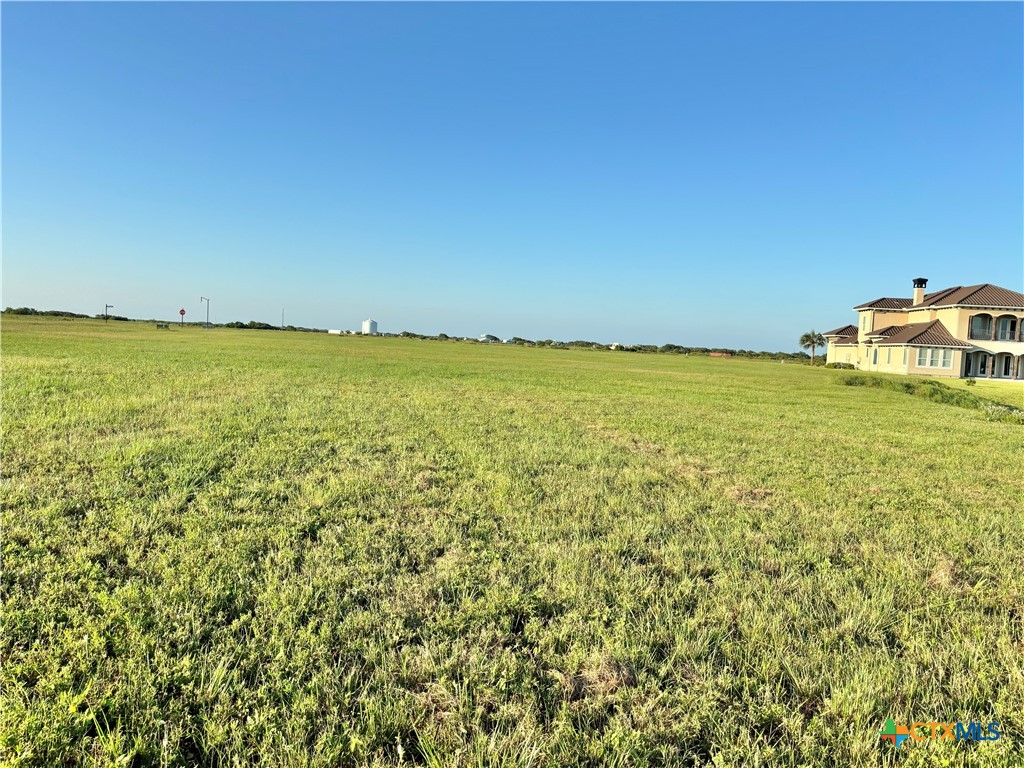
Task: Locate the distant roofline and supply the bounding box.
[924,303,1024,311]
[854,283,1024,312]
[870,319,972,348]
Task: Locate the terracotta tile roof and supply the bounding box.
[865,325,904,338]
[853,297,913,310]
[823,324,858,338]
[874,320,970,347]
[855,283,1024,311]
[918,283,1024,309]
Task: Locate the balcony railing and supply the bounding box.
[970,328,1021,341]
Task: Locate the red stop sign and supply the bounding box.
[179,309,186,316]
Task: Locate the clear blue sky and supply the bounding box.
[3,3,1021,349]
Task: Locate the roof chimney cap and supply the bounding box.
[912,277,928,288]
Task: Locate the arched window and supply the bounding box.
[969,314,993,340]
[995,315,1018,342]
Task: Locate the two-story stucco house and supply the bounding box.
[824,278,1024,380]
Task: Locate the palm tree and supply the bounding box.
[800,330,826,366]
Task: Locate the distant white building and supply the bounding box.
[362,319,378,335]
[328,329,343,335]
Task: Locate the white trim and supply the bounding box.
[875,343,968,348]
[852,305,911,312]
[853,303,1024,312]
[926,304,1024,311]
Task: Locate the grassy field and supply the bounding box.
[938,378,1024,410]
[3,316,1023,767]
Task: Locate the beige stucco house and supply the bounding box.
[824,278,1024,380]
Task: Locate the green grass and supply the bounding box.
[942,378,1024,410]
[3,316,1023,767]
[836,374,1024,424]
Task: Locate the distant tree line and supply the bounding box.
[344,331,815,358]
[404,332,814,359]
[223,321,329,333]
[4,307,91,319]
[5,307,816,358]
[224,320,279,330]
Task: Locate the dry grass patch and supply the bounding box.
[588,424,665,456]
[727,485,774,507]
[582,656,637,697]
[926,556,959,591]
[557,655,638,703]
[415,471,436,491]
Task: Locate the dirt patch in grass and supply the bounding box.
[558,656,637,702]
[589,424,730,489]
[927,557,959,590]
[588,424,665,456]
[583,656,637,696]
[728,485,774,508]
[671,458,722,484]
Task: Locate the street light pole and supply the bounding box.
[200,296,210,329]
[104,304,113,323]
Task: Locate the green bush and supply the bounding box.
[836,374,1023,423]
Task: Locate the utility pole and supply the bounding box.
[104,304,113,323]
[200,296,210,329]
[281,307,285,330]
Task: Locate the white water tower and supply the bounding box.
[362,319,378,335]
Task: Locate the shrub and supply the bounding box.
[836,374,1023,423]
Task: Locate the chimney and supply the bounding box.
[912,277,928,306]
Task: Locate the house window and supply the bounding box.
[917,347,953,368]
[970,314,993,340]
[902,347,907,365]
[979,355,988,375]
[996,316,1018,341]
[886,348,892,365]
[872,349,878,364]
[1003,356,1012,377]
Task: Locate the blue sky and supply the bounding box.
[3,3,1021,349]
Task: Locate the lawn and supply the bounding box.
[2,316,1022,767]
[940,378,1024,410]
